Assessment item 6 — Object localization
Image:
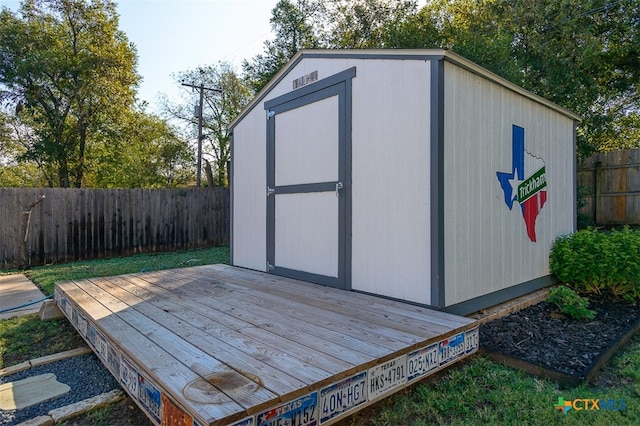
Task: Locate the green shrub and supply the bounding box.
[550,227,640,302]
[547,285,595,321]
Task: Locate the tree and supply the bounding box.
[87,109,194,188]
[485,0,639,154]
[162,63,252,186]
[381,0,639,155]
[0,107,55,186]
[0,0,139,187]
[318,0,418,48]
[243,0,421,92]
[243,0,321,93]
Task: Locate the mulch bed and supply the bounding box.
[479,291,640,384]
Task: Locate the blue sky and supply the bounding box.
[116,0,277,109]
[2,0,278,109]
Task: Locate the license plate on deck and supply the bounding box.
[407,343,439,381]
[138,373,161,424]
[257,392,318,426]
[439,332,466,367]
[120,356,138,400]
[320,372,367,424]
[230,417,254,426]
[465,326,479,353]
[368,355,407,400]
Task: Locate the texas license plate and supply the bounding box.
[407,343,439,381]
[320,372,367,423]
[368,355,407,400]
[257,392,318,426]
[439,332,466,367]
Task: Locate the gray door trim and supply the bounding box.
[265,67,355,289]
[276,182,341,194]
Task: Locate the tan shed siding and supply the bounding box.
[232,59,355,272]
[443,61,574,306]
[260,56,433,303]
[231,109,267,271]
[349,59,431,304]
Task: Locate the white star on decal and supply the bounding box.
[508,176,522,204]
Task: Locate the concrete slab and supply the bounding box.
[0,373,70,410]
[38,299,65,321]
[0,274,47,320]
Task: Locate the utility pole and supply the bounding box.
[181,72,221,187]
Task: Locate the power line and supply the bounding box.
[181,73,221,188]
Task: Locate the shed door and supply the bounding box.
[265,75,351,289]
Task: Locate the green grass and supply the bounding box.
[0,313,85,368]
[23,245,230,295]
[58,397,153,426]
[345,335,640,425]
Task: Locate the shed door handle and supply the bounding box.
[335,181,343,197]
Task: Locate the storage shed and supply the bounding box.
[229,49,580,315]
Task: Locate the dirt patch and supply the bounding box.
[480,291,640,382]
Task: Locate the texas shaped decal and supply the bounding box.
[496,125,547,242]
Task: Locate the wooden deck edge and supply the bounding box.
[54,285,210,426]
[54,279,480,426]
[468,288,549,325]
[317,325,479,426]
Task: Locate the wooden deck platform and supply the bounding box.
[54,264,479,426]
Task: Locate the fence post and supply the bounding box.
[20,194,46,268]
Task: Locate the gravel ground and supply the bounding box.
[0,354,120,425]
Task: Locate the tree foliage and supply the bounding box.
[162,62,252,187]
[0,0,139,187]
[385,0,640,155]
[243,0,417,93]
[0,0,196,189]
[87,109,194,188]
[243,0,321,93]
[317,0,418,48]
[488,0,639,155]
[0,109,47,187]
[242,0,639,154]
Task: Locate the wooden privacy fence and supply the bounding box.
[578,149,640,225]
[0,187,229,269]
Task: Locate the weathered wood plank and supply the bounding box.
[189,265,471,331]
[115,272,373,368]
[56,265,480,426]
[578,148,640,225]
[110,272,385,365]
[78,277,279,411]
[96,274,315,397]
[56,280,243,424]
[112,274,342,385]
[138,269,424,352]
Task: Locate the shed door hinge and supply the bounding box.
[266,110,275,119]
